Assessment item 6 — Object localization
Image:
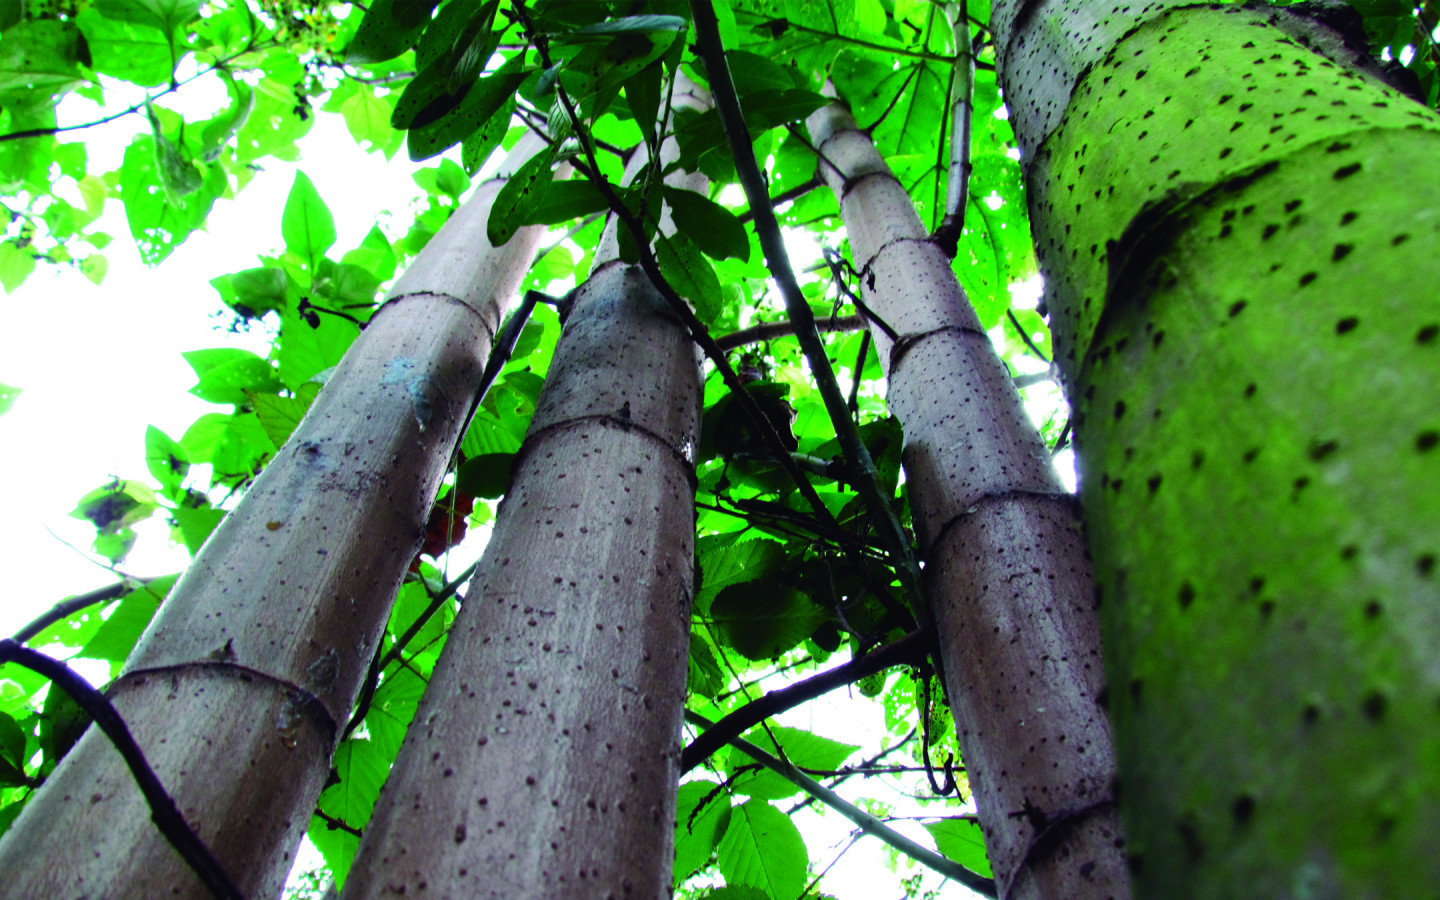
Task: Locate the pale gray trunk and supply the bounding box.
[807,100,1129,900]
[340,81,709,900]
[0,135,549,900]
[992,1,1440,896]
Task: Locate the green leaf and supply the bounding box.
[487,144,558,246]
[433,158,470,198]
[456,453,515,499]
[366,665,428,757]
[75,8,171,87]
[710,579,826,661]
[94,0,198,36]
[0,243,36,293]
[172,506,225,555]
[345,0,437,64]
[341,226,397,282]
[145,103,203,206]
[38,678,90,769]
[461,96,513,174]
[182,348,281,405]
[924,817,993,878]
[674,780,732,882]
[0,383,21,416]
[737,725,859,772]
[663,186,750,262]
[623,62,662,152]
[144,425,189,491]
[0,711,29,773]
[656,230,722,324]
[212,265,291,317]
[573,14,687,35]
[405,54,529,161]
[522,179,609,226]
[198,70,254,160]
[0,20,84,93]
[251,385,318,448]
[716,801,807,900]
[687,630,725,698]
[312,738,390,886]
[281,171,337,264]
[696,536,786,615]
[338,83,396,152]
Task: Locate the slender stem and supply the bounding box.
[932,0,975,257]
[681,629,929,772]
[690,0,927,618]
[715,314,864,350]
[0,641,244,900]
[685,709,998,897]
[12,578,152,644]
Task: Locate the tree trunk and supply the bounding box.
[808,99,1129,900]
[340,83,709,900]
[0,135,549,900]
[992,1,1440,895]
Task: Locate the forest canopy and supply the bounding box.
[0,0,1435,897]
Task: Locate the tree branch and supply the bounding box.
[690,0,928,619]
[11,578,153,643]
[932,0,976,256]
[715,314,864,350]
[682,629,929,772]
[0,641,244,900]
[684,709,997,897]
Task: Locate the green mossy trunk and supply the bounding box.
[993,1,1440,895]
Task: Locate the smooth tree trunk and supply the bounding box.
[340,81,710,900]
[808,100,1129,900]
[991,1,1440,896]
[0,135,549,900]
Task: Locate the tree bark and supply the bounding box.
[992,1,1440,896]
[0,134,549,900]
[340,81,709,900]
[808,99,1129,900]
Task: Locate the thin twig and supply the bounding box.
[685,709,997,897]
[932,0,975,256]
[1006,308,1050,364]
[682,629,929,772]
[12,578,152,644]
[0,641,245,900]
[715,314,864,351]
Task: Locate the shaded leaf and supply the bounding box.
[710,579,825,660]
[663,186,750,262]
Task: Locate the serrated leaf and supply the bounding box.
[675,779,732,883]
[696,536,786,615]
[312,738,390,886]
[251,386,318,448]
[717,801,807,900]
[710,579,825,661]
[663,186,749,262]
[687,631,725,697]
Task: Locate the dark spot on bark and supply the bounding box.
[1418,554,1436,577]
[1362,691,1387,720]
[1114,400,1127,420]
[1232,795,1255,825]
[1418,431,1439,452]
[1178,582,1195,609]
[1331,243,1353,262]
[1340,211,1357,225]
[1335,316,1359,334]
[1418,324,1439,344]
[1229,300,1247,317]
[1364,599,1382,619]
[1191,450,1205,469]
[1302,704,1320,725]
[1393,233,1410,246]
[1243,447,1260,464]
[1244,383,1257,398]
[1147,474,1163,493]
[1333,163,1362,179]
[1340,545,1358,560]
[1308,439,1338,461]
[1298,272,1317,287]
